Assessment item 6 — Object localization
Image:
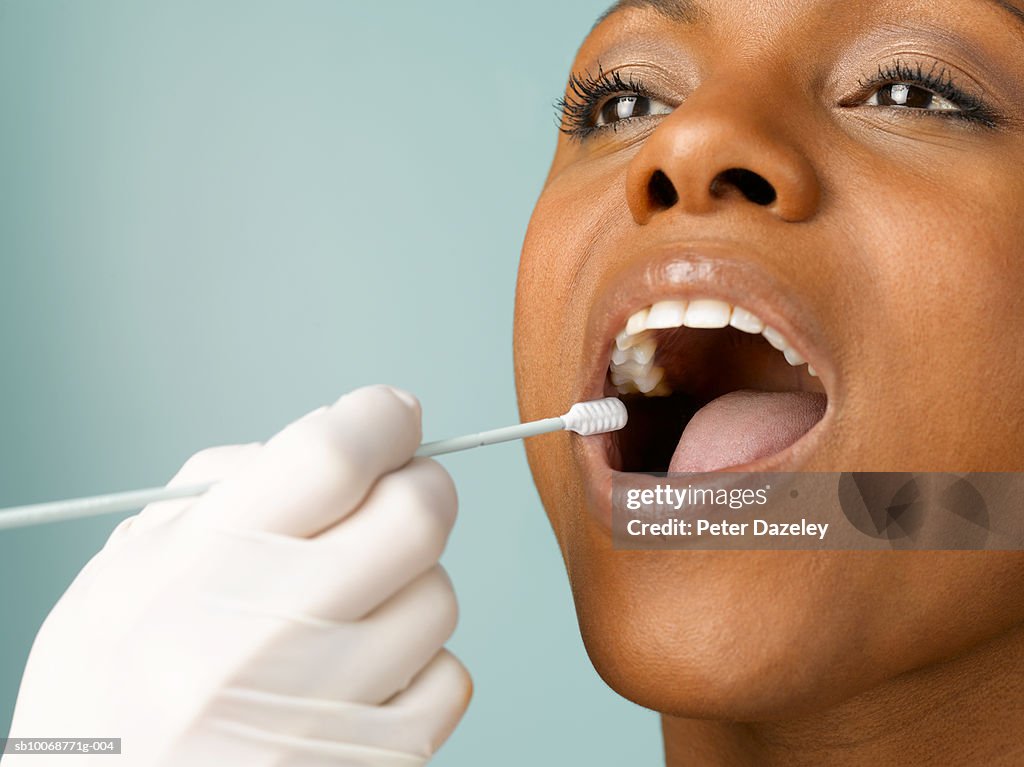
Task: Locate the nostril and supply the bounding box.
[648,170,679,211]
[712,168,777,206]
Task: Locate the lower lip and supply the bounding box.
[574,404,834,533]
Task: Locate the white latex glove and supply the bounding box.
[5,385,471,766]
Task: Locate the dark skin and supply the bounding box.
[513,0,1024,764]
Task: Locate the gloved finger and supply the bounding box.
[103,403,324,553]
[190,385,421,537]
[148,443,263,518]
[153,405,326,524]
[208,649,471,758]
[312,457,457,620]
[167,443,266,486]
[106,443,263,546]
[227,565,458,705]
[379,649,473,754]
[191,458,457,624]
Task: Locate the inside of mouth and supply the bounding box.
[607,323,827,473]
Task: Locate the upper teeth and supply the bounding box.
[609,298,817,396]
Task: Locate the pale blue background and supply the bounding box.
[0,1,662,764]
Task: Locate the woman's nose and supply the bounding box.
[625,80,821,224]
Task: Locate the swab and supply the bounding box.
[0,397,627,531]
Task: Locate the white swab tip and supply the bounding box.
[561,397,628,436]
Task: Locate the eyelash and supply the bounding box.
[556,67,656,140]
[555,59,999,140]
[855,59,998,127]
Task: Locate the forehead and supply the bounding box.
[597,0,1024,28]
[581,0,1024,71]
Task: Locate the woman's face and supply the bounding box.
[514,0,1024,719]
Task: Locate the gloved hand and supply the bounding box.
[5,385,471,766]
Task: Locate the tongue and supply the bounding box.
[669,390,826,473]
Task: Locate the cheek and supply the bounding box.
[514,167,626,419]
[514,199,574,424]
[513,167,629,537]
[513,193,583,539]
[827,144,1024,468]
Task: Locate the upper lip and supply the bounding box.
[578,240,839,405]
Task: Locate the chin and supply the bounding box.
[559,534,881,720]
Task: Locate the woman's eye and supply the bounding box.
[866,82,959,113]
[595,94,674,127]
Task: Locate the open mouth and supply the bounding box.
[601,298,828,473]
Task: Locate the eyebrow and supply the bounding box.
[991,0,1024,24]
[595,0,1024,29]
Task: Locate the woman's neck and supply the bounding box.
[662,623,1024,766]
